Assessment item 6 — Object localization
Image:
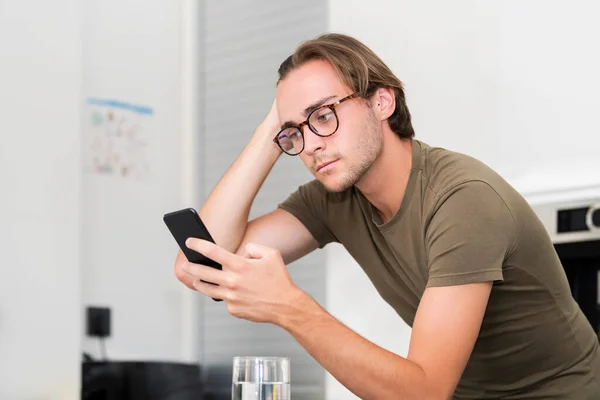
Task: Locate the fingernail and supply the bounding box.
[181,262,188,271]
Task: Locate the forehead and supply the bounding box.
[276,59,350,120]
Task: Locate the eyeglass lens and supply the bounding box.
[276,107,338,155]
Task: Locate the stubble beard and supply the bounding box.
[322,111,383,193]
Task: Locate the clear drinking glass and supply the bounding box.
[232,356,291,400]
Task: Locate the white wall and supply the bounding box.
[0,1,82,399]
[81,0,190,362]
[326,0,600,398]
[494,0,600,196]
[329,0,600,193]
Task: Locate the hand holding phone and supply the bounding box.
[163,207,223,302]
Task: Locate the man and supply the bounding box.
[173,33,600,399]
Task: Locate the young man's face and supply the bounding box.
[276,59,383,192]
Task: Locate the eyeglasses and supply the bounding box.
[273,93,359,156]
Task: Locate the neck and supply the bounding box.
[355,132,413,224]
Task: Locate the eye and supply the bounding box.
[278,128,301,141]
[288,130,301,140]
[315,109,334,123]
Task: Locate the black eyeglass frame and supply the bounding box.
[272,93,359,156]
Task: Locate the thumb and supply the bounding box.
[244,242,273,259]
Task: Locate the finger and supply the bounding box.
[185,238,241,268]
[182,261,226,286]
[244,242,276,259]
[192,279,227,301]
[239,244,256,259]
[175,257,196,290]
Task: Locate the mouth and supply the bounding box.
[316,159,339,173]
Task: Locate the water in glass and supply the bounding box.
[232,356,290,400]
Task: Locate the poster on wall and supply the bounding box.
[83,98,154,180]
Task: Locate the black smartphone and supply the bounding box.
[163,207,223,302]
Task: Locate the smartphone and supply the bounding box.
[163,207,223,302]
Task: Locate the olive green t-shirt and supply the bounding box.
[278,139,600,399]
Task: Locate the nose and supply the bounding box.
[303,127,327,155]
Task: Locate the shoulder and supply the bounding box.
[415,140,522,214]
[424,180,518,287]
[416,141,500,196]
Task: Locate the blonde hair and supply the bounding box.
[278,33,414,139]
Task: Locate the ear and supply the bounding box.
[372,87,396,121]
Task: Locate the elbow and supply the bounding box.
[401,385,450,400]
[396,366,454,400]
[420,380,454,400]
[374,375,452,400]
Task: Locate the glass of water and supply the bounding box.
[232,356,290,400]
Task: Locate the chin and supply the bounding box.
[318,173,356,193]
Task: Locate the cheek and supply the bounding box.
[333,127,356,154]
[336,112,363,147]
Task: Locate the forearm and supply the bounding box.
[278,292,434,400]
[199,121,281,252]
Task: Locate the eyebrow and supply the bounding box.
[302,95,337,117]
[279,95,338,130]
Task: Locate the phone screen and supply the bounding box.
[163,208,223,302]
[163,207,222,270]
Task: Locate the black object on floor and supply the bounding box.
[82,361,203,400]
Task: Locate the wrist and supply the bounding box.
[251,121,282,158]
[275,287,326,332]
[256,117,280,141]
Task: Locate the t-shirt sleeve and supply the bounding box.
[277,180,338,248]
[425,181,517,288]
